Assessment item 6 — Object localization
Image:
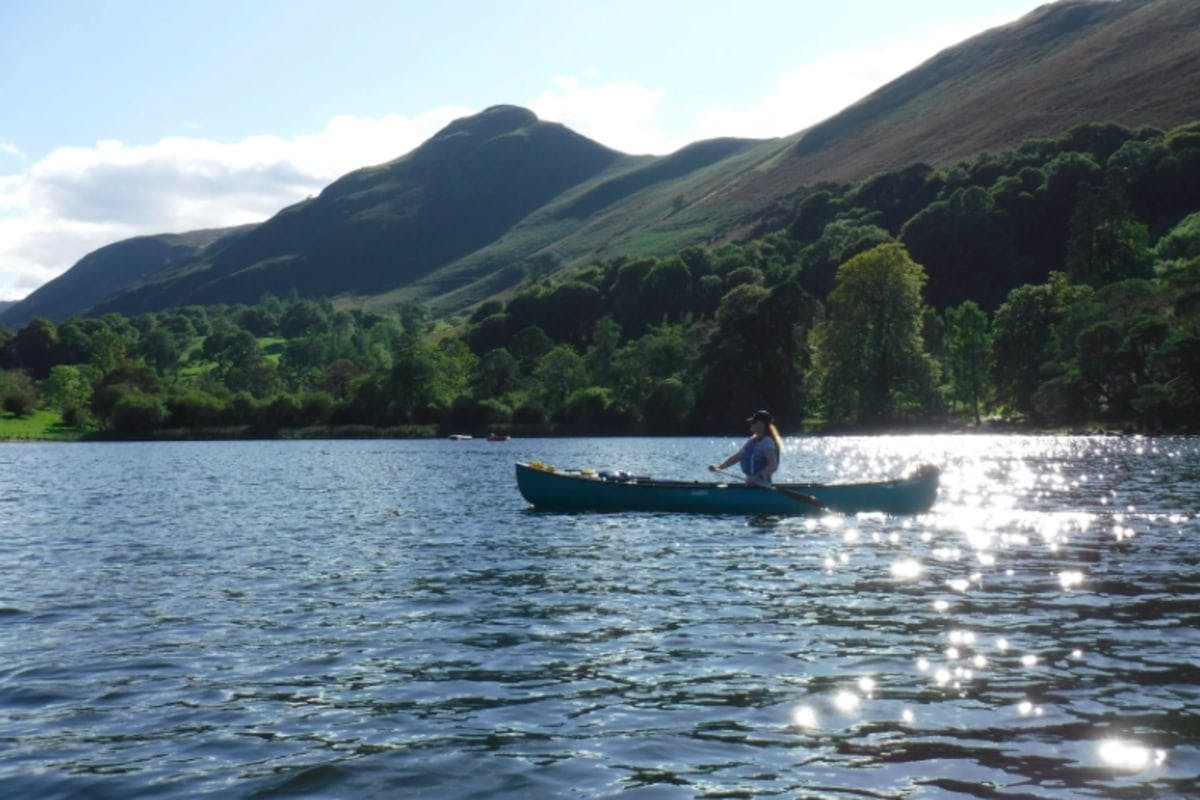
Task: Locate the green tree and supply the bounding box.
[612,321,700,417]
[387,337,440,423]
[533,344,588,418]
[642,256,694,325]
[237,307,279,337]
[692,280,815,430]
[900,185,1025,309]
[202,328,259,366]
[1155,211,1200,263]
[110,390,169,432]
[1066,176,1152,286]
[40,365,93,413]
[471,348,520,398]
[1,369,38,417]
[540,281,603,344]
[1138,327,1200,427]
[87,326,127,375]
[138,327,182,372]
[258,393,305,430]
[584,316,622,387]
[561,386,632,428]
[643,377,693,431]
[990,274,1091,416]
[809,244,939,426]
[943,301,991,422]
[224,354,281,398]
[1038,280,1171,422]
[0,330,17,370]
[167,389,227,429]
[14,317,60,379]
[509,326,554,372]
[430,338,476,408]
[91,363,164,427]
[278,299,330,338]
[321,359,361,399]
[691,284,770,428]
[799,219,893,299]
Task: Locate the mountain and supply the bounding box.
[4,0,1199,327]
[87,106,628,316]
[374,0,1200,312]
[3,227,248,324]
[0,301,13,316]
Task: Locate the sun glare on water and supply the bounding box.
[778,435,1185,783]
[1098,739,1167,772]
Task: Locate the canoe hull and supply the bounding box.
[515,463,938,516]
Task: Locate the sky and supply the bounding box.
[0,0,1048,302]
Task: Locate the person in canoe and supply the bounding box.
[709,409,782,485]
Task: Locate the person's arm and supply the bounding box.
[709,445,744,472]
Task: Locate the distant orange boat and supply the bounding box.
[487,433,511,442]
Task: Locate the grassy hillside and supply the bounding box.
[724,0,1200,198]
[372,137,778,312]
[7,0,1200,324]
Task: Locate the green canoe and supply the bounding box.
[515,462,940,515]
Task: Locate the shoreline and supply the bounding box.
[1,417,1193,443]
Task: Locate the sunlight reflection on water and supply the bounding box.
[1,435,1198,797]
[777,434,1198,789]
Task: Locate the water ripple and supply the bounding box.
[0,436,1197,797]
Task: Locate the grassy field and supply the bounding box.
[0,409,86,441]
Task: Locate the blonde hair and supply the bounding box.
[768,422,783,454]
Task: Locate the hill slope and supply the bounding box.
[728,0,1200,198]
[3,227,247,324]
[84,106,627,317]
[353,0,1200,312]
[4,0,1199,326]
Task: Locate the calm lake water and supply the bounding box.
[1,435,1198,799]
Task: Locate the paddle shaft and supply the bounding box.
[711,468,826,510]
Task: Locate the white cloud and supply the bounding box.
[530,11,1036,153]
[0,141,27,162]
[690,15,1030,141]
[0,106,472,302]
[529,78,681,156]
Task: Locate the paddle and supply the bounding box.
[710,467,827,510]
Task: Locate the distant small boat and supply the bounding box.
[515,462,940,516]
[449,434,473,441]
[487,433,511,442]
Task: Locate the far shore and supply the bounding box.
[1,413,1191,443]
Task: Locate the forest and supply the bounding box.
[2,120,1199,438]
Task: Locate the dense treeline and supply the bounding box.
[2,121,1199,436]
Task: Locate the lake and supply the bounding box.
[1,435,1198,798]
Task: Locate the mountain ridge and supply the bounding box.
[4,0,1199,327]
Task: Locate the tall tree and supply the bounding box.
[809,244,939,426]
[1066,175,1152,286]
[943,301,991,422]
[14,318,60,379]
[990,273,1090,417]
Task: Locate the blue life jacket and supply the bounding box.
[739,437,779,481]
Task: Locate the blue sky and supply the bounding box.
[0,0,1045,301]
